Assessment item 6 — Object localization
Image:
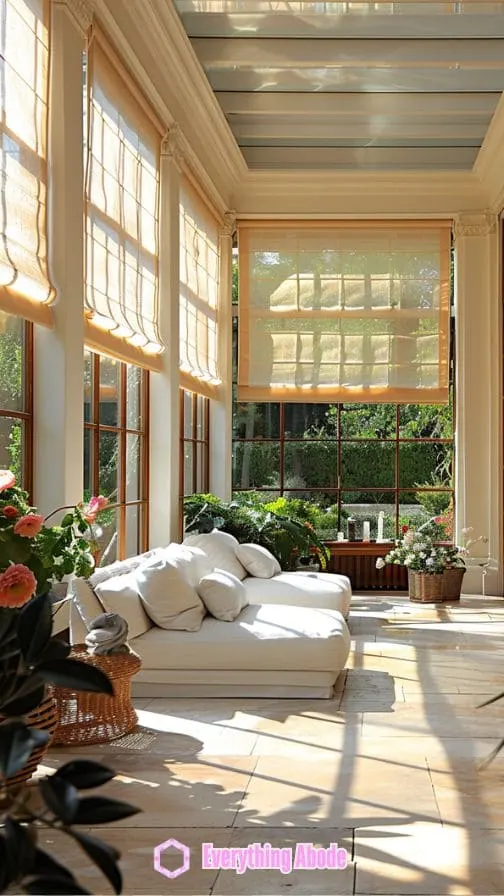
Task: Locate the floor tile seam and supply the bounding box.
[228,754,260,827]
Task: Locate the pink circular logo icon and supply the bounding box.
[154,838,191,879]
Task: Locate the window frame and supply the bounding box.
[179,389,210,535]
[84,350,150,559]
[0,316,34,496]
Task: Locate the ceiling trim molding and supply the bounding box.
[473,92,504,211]
[52,0,94,34]
[232,170,487,217]
[453,212,498,240]
[93,0,246,211]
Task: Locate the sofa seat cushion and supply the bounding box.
[130,604,350,674]
[243,571,352,617]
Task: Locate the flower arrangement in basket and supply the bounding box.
[0,470,139,894]
[376,517,488,601]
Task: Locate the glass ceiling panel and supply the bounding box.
[175,1,504,13]
[206,67,504,93]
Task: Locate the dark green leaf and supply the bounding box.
[479,737,504,769]
[32,848,77,883]
[24,876,91,894]
[39,639,71,663]
[0,719,49,778]
[0,835,11,890]
[61,513,75,528]
[0,678,46,717]
[5,818,36,877]
[36,659,114,695]
[55,760,116,790]
[40,777,79,824]
[72,831,122,894]
[73,796,140,825]
[18,593,53,664]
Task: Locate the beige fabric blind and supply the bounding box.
[179,177,221,399]
[0,0,55,325]
[85,30,164,370]
[238,221,451,404]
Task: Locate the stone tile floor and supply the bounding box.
[40,594,504,895]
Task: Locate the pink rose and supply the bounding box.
[14,513,44,538]
[3,505,19,519]
[84,495,109,524]
[0,564,37,607]
[0,470,15,493]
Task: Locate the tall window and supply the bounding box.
[0,311,32,491]
[180,389,210,531]
[84,350,149,563]
[233,399,454,541]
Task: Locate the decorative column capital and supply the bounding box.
[161,125,184,170]
[221,210,236,239]
[52,0,94,33]
[453,212,498,240]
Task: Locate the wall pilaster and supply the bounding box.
[210,210,235,500]
[149,127,182,545]
[453,212,502,594]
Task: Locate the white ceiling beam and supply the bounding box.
[217,91,498,116]
[192,37,504,68]
[241,145,478,169]
[181,12,504,40]
[231,121,487,141]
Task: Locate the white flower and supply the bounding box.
[376,557,386,570]
[426,557,434,566]
[461,527,473,535]
[413,543,422,552]
[404,556,412,566]
[419,552,426,559]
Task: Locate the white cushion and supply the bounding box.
[243,571,352,618]
[236,543,281,578]
[94,572,152,639]
[197,569,248,621]
[88,547,165,589]
[130,604,350,674]
[135,547,206,631]
[183,530,247,580]
[68,577,104,644]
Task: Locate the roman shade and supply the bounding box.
[179,177,221,400]
[238,220,451,404]
[85,29,164,370]
[0,0,56,325]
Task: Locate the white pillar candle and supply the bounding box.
[337,531,345,542]
[377,511,385,542]
[363,521,371,542]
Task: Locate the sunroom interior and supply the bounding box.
[3,0,501,595]
[3,2,504,895]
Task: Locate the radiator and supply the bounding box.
[330,552,408,591]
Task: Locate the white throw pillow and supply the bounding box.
[94,572,152,640]
[236,543,281,578]
[183,530,247,581]
[134,549,206,631]
[197,569,248,622]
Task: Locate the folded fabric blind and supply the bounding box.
[179,177,221,400]
[0,0,55,324]
[238,221,451,404]
[85,29,164,370]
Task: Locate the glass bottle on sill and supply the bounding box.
[347,518,356,542]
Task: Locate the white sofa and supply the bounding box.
[69,531,352,698]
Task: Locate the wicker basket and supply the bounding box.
[442,567,465,600]
[0,693,59,796]
[408,570,445,602]
[52,647,141,746]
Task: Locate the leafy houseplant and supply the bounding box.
[184,492,330,571]
[0,471,139,893]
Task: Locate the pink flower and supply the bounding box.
[0,564,37,607]
[83,495,108,524]
[3,505,19,519]
[0,470,15,493]
[14,513,44,538]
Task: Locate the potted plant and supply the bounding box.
[0,471,139,893]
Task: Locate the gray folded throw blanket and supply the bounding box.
[85,612,129,656]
